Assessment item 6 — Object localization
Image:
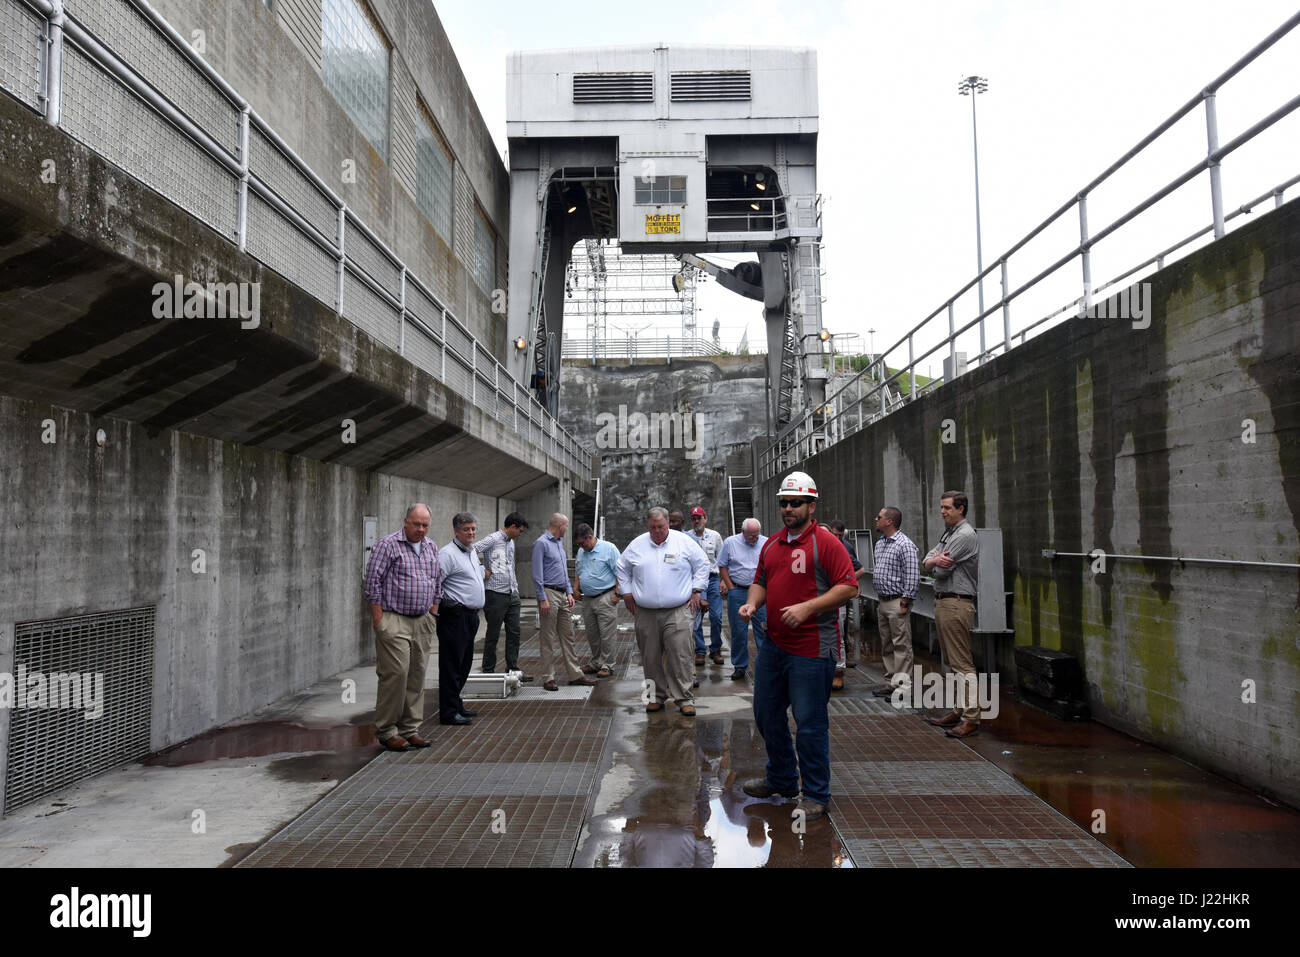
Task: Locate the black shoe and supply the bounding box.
[459,708,479,718]
[872,686,897,698]
[729,669,747,681]
[440,714,472,726]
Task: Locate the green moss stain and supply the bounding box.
[1128,589,1185,735]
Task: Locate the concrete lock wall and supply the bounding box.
[560,356,768,548]
[756,198,1300,808]
[0,392,514,773]
[149,0,511,355]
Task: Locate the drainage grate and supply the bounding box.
[4,606,154,814]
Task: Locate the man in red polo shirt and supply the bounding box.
[739,471,858,822]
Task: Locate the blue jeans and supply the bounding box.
[752,640,836,805]
[693,574,724,654]
[725,588,766,671]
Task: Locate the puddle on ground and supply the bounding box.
[144,721,378,767]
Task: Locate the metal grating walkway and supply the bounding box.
[237,702,610,867]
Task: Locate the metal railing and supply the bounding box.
[760,11,1300,480]
[5,0,592,484]
[704,193,822,236]
[562,336,738,360]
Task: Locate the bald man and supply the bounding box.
[532,513,596,692]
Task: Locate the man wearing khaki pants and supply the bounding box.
[869,506,919,698]
[532,513,596,692]
[363,504,442,751]
[616,507,709,716]
[923,491,981,738]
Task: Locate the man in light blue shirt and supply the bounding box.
[531,513,594,692]
[688,506,726,666]
[575,523,621,677]
[718,518,768,681]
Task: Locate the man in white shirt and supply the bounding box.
[616,507,709,716]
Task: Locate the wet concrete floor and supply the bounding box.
[112,611,1300,867]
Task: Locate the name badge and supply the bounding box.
[664,552,678,564]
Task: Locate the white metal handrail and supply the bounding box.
[10,0,592,483]
[761,11,1300,480]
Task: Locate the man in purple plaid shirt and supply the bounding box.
[870,506,919,697]
[364,504,443,751]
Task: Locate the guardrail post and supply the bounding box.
[440,308,447,382]
[44,0,64,126]
[947,302,956,380]
[236,109,249,251]
[397,267,406,356]
[336,207,346,313]
[1078,194,1091,314]
[1000,259,1011,351]
[908,333,916,400]
[470,347,477,407]
[1205,91,1225,239]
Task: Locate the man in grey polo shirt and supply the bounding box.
[532,513,596,692]
[437,512,486,726]
[922,490,981,738]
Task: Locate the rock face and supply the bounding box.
[559,357,768,549]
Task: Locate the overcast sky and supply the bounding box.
[436,1,1300,371]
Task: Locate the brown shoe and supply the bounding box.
[946,720,980,738]
[405,734,432,748]
[581,664,598,675]
[568,676,597,686]
[695,654,706,666]
[378,735,410,751]
[926,712,961,728]
[596,667,613,678]
[831,670,845,691]
[709,651,724,665]
[679,704,696,716]
[543,679,559,692]
[646,701,664,712]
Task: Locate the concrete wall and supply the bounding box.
[0,391,515,811]
[756,198,1300,807]
[559,356,767,548]
[148,0,510,353]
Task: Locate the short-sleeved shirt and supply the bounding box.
[718,533,767,587]
[755,520,858,658]
[688,527,724,574]
[576,539,620,595]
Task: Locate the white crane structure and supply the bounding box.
[505,44,825,427]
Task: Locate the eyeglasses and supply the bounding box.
[778,498,811,509]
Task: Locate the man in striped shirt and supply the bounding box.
[870,506,919,697]
[363,504,442,752]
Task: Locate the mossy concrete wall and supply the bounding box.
[756,198,1300,807]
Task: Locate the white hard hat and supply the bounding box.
[777,471,818,499]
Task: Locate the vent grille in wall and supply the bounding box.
[671,71,752,102]
[4,606,155,814]
[573,73,654,103]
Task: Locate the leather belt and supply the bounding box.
[936,592,975,601]
[879,593,902,601]
[585,587,615,599]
